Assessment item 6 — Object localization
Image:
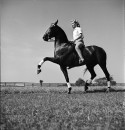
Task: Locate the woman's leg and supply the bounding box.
[75,42,84,63]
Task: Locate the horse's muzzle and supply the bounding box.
[43,35,48,41]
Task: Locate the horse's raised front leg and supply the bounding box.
[60,66,72,94]
[37,57,60,74]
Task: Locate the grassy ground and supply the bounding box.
[1,86,125,130]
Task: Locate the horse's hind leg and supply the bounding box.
[85,66,96,92]
[99,64,111,91]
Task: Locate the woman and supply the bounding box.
[71,20,85,64]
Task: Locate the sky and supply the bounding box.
[1,0,125,83]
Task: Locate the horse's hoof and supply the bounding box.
[85,83,89,92]
[68,87,72,94]
[84,89,88,93]
[37,65,41,74]
[37,69,41,74]
[84,91,87,93]
[85,87,88,92]
[106,87,110,92]
[38,65,41,69]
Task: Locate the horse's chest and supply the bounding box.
[55,47,68,56]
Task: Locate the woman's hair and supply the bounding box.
[71,20,80,27]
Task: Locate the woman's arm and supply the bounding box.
[74,33,83,42]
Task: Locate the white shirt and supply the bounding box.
[73,27,84,41]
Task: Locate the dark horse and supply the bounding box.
[37,20,111,94]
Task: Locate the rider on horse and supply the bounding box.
[38,20,111,93]
[71,20,85,64]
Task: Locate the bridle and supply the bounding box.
[47,38,55,42]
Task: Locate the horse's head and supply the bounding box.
[43,20,59,41]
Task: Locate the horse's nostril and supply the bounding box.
[43,35,48,41]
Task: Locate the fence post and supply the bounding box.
[40,80,43,87]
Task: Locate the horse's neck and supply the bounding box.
[56,26,68,43]
[54,40,66,51]
[54,26,70,53]
[55,37,67,44]
[54,34,68,48]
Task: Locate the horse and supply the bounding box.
[37,20,111,94]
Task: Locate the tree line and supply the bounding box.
[39,76,116,87]
[75,76,116,86]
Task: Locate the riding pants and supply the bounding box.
[75,39,85,60]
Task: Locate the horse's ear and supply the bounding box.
[54,20,58,25]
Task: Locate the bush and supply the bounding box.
[75,78,85,86]
[94,76,116,86]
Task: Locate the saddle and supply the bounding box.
[68,40,75,45]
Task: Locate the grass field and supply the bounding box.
[1,86,125,130]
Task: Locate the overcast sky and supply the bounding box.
[1,0,125,83]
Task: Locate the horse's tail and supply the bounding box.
[83,66,88,77]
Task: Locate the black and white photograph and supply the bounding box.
[1,0,125,129]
